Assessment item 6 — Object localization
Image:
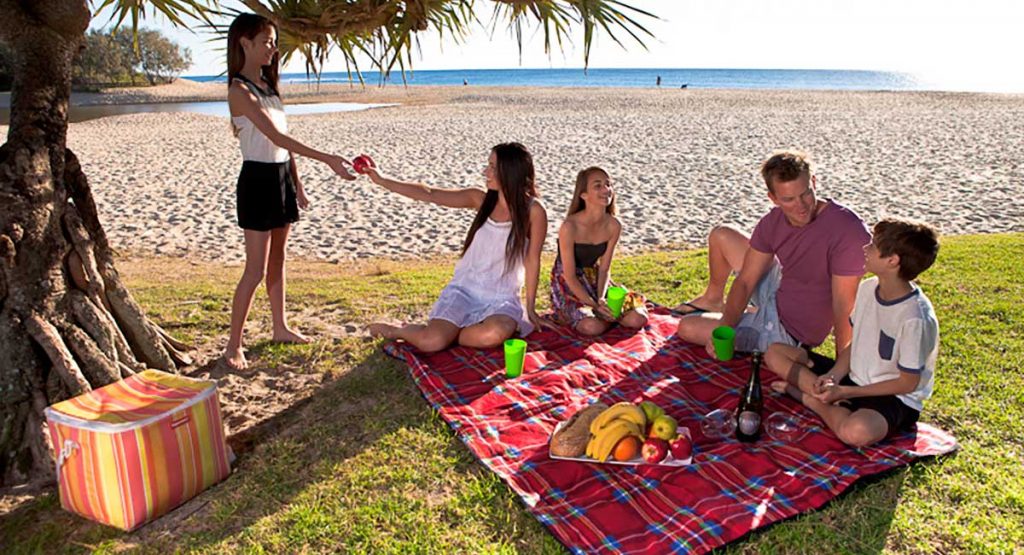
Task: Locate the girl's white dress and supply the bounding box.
[429,217,533,335]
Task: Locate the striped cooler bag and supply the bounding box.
[44,369,232,531]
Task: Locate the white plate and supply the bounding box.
[548,420,693,466]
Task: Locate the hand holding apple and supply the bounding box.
[352,154,376,175]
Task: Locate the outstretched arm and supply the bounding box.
[229,82,354,179]
[365,167,484,210]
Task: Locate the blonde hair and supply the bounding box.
[567,166,617,217]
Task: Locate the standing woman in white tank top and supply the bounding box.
[367,143,551,352]
[223,14,355,370]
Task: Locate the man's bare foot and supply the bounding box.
[272,327,310,344]
[672,295,724,315]
[223,346,248,370]
[367,323,400,339]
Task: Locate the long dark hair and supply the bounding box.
[567,166,617,217]
[461,143,538,272]
[227,14,280,95]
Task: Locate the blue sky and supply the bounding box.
[91,0,1024,91]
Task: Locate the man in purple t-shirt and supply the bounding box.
[676,150,870,355]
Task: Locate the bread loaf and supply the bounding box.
[550,403,608,457]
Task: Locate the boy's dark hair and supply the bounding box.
[760,150,813,193]
[872,219,940,281]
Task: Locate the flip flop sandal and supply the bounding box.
[669,301,710,316]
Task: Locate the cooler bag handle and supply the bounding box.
[56,439,79,469]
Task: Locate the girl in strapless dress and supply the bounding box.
[550,167,647,336]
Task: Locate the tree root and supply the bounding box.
[161,337,194,367]
[68,289,116,362]
[117,361,136,378]
[24,409,52,482]
[68,288,143,372]
[104,280,177,371]
[24,313,90,396]
[156,325,192,352]
[64,324,120,387]
[64,149,182,373]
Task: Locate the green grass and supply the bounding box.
[2,233,1022,554]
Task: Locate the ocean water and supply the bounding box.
[189,68,925,91]
[0,101,393,125]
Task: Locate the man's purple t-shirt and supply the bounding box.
[749,200,870,347]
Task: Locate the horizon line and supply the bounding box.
[182,66,918,79]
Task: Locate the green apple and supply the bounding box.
[650,415,678,441]
[639,401,665,424]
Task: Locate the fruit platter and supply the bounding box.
[549,401,693,466]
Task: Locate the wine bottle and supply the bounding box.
[736,351,763,442]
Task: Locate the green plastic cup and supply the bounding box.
[606,286,628,319]
[711,325,736,361]
[504,339,527,378]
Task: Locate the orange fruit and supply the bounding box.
[612,436,642,462]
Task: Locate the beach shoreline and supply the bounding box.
[2,83,1021,263]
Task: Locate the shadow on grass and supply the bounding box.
[719,455,957,554]
[0,342,558,554]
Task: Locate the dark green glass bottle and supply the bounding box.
[736,351,763,442]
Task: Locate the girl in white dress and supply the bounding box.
[223,14,355,370]
[367,143,550,352]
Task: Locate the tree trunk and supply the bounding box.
[0,0,191,487]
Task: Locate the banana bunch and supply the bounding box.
[585,402,647,462]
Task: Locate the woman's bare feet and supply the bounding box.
[272,327,310,344]
[223,345,248,370]
[367,323,401,339]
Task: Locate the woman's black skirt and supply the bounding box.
[236,160,299,231]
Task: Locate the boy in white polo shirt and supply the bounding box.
[765,219,940,447]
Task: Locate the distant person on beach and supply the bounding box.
[463,78,469,86]
[222,13,356,370]
[767,219,940,447]
[675,150,870,357]
[367,143,550,352]
[656,75,661,87]
[549,167,648,335]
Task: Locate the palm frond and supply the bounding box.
[193,0,659,85]
[95,0,218,32]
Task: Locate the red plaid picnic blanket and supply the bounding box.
[384,310,959,554]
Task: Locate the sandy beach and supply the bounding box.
[4,81,1023,262]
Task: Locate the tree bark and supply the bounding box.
[0,0,191,487]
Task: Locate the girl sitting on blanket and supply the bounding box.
[550,167,648,335]
[367,143,549,352]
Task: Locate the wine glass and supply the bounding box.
[765,411,804,442]
[701,408,737,438]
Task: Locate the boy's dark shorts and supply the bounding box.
[804,349,920,437]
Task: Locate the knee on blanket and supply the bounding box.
[837,417,886,448]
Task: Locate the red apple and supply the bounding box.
[641,438,669,463]
[669,433,692,461]
[353,154,376,174]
